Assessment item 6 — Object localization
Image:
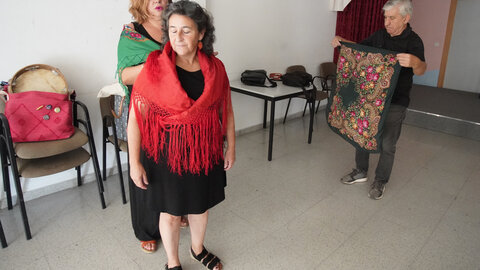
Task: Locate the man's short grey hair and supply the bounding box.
[383,0,413,17]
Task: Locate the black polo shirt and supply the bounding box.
[360,24,425,107]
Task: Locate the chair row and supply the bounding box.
[0,96,107,241]
[0,94,128,244]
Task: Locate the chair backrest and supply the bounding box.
[286,65,306,74]
[320,62,336,78]
[99,95,128,150]
[99,96,115,127]
[319,62,337,92]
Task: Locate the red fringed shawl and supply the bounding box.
[131,42,231,175]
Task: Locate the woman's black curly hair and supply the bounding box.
[161,0,215,55]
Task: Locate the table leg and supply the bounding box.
[263,100,268,128]
[308,99,314,144]
[268,100,275,161]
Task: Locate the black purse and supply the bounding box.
[282,71,313,87]
[241,70,277,87]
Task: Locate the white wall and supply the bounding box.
[207,0,336,129]
[0,0,336,205]
[444,0,480,93]
[0,0,132,206]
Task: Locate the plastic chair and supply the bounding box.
[0,95,105,240]
[99,95,127,204]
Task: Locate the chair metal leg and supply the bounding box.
[283,98,292,124]
[91,153,106,208]
[308,99,315,144]
[76,117,106,209]
[111,120,127,204]
[113,139,127,204]
[76,166,82,186]
[315,100,320,113]
[0,218,7,248]
[0,141,13,209]
[102,127,107,182]
[88,134,106,209]
[12,172,32,240]
[302,100,308,117]
[1,115,31,239]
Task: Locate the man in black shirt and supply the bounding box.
[331,0,426,199]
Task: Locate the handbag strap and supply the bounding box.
[111,96,126,119]
[261,73,277,88]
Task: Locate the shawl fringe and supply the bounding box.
[133,93,225,175]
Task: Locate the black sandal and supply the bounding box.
[164,264,182,270]
[190,246,223,270]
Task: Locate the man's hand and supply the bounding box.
[396,53,426,75]
[396,53,417,67]
[331,36,343,48]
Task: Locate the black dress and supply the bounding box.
[127,22,162,242]
[141,66,227,216]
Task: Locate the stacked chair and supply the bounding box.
[0,64,105,240]
[282,63,336,123]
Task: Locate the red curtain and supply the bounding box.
[333,0,388,62]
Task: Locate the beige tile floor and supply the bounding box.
[1,114,480,269]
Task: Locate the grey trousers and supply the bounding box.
[355,104,407,183]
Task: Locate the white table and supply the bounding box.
[230,80,315,161]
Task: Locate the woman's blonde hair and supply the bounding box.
[129,0,172,24]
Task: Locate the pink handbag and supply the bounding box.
[3,90,74,143]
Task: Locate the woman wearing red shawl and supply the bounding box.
[128,1,235,270]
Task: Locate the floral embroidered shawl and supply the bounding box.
[327,42,401,152]
[116,24,160,104]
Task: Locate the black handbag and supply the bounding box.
[241,70,277,87]
[282,71,313,87]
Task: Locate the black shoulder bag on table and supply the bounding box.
[281,70,313,88]
[241,70,277,87]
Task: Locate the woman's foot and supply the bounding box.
[140,240,157,253]
[191,246,223,270]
